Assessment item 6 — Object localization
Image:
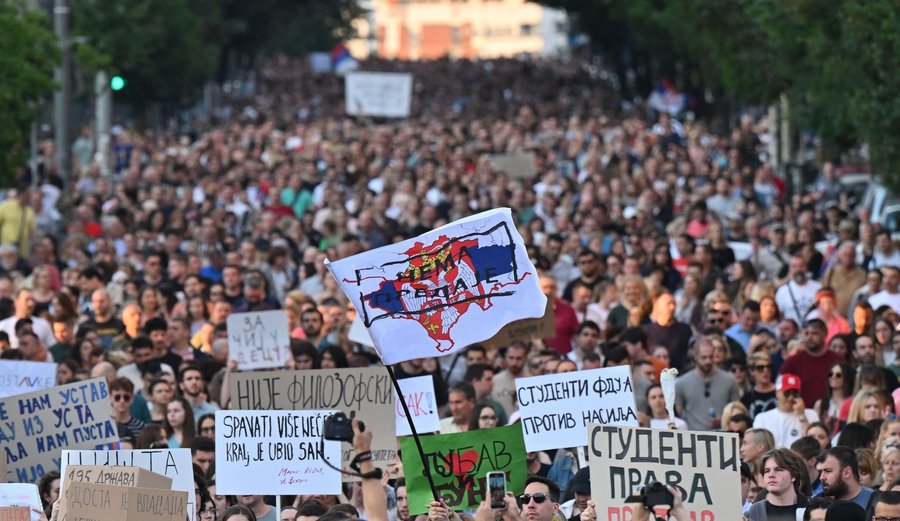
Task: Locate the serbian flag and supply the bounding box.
[326,208,546,365]
[648,78,686,115]
[331,42,358,76]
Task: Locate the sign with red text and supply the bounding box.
[0,507,29,521]
[395,376,440,436]
[0,484,40,521]
[227,311,292,370]
[589,424,741,521]
[215,410,341,495]
[0,361,57,398]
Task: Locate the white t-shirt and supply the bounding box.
[869,290,900,313]
[649,417,688,430]
[775,280,822,324]
[752,408,819,448]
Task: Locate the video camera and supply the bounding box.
[624,482,673,508]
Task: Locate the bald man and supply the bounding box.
[82,289,125,351]
[109,303,142,354]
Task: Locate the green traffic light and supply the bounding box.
[110,76,126,91]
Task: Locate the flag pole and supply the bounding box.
[385,364,440,501]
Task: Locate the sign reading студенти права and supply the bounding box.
[326,208,546,365]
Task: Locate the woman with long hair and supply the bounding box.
[674,273,701,327]
[847,390,888,426]
[875,317,894,366]
[138,286,168,325]
[742,352,777,419]
[319,346,349,369]
[726,260,757,309]
[815,361,854,432]
[758,295,781,333]
[71,338,104,372]
[30,265,56,317]
[163,396,196,449]
[647,242,682,292]
[467,402,501,431]
[135,424,168,449]
[187,295,209,336]
[645,383,687,430]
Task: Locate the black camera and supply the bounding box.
[624,482,673,508]
[323,412,365,442]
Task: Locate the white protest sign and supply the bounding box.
[515,366,638,451]
[0,361,57,398]
[0,484,41,521]
[59,449,196,521]
[395,376,440,436]
[589,424,742,521]
[215,410,341,495]
[226,310,292,370]
[345,72,413,118]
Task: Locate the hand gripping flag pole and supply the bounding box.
[386,364,441,501]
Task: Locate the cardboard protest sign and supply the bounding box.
[0,361,57,398]
[66,482,188,521]
[481,297,555,349]
[395,376,440,436]
[345,72,413,118]
[215,410,341,495]
[0,484,40,521]
[515,366,638,452]
[589,424,742,521]
[1,378,118,484]
[60,449,196,521]
[230,368,396,472]
[58,465,172,521]
[489,152,538,179]
[226,310,292,370]
[400,425,526,515]
[0,507,29,521]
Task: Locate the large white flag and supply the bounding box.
[326,208,546,365]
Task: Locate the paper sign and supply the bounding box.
[66,482,188,521]
[400,425,526,515]
[345,72,413,118]
[226,310,292,370]
[60,450,196,521]
[0,507,29,521]
[515,366,638,451]
[229,368,396,474]
[490,152,538,179]
[589,424,742,521]
[215,410,341,495]
[2,378,118,484]
[0,361,57,398]
[59,465,172,521]
[0,485,40,521]
[308,52,331,74]
[395,376,440,436]
[481,297,555,349]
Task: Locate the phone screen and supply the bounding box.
[488,472,506,508]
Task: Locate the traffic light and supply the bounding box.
[110,75,126,91]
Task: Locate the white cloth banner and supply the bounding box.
[215,410,341,495]
[0,361,57,398]
[395,376,440,436]
[344,72,413,118]
[60,449,196,521]
[326,208,546,365]
[515,366,639,452]
[226,310,292,370]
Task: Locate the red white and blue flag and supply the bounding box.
[327,208,546,365]
[331,42,359,76]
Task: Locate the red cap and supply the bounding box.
[776,374,801,393]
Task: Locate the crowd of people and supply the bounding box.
[5,54,900,521]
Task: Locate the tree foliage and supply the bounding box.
[0,2,58,186]
[537,0,900,188]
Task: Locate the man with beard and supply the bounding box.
[779,320,843,405]
[817,446,875,512]
[178,363,219,421]
[394,479,409,521]
[775,256,822,324]
[854,335,900,392]
[562,249,606,301]
[675,338,740,430]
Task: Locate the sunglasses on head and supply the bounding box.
[112,393,131,402]
[517,493,550,507]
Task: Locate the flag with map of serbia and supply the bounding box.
[326,208,546,365]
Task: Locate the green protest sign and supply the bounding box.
[399,425,526,515]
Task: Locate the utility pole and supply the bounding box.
[53,0,72,186]
[95,71,111,176]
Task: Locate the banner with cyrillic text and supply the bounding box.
[515,366,638,451]
[60,449,196,521]
[400,425,526,515]
[215,410,341,495]
[229,368,396,474]
[326,208,546,365]
[66,482,188,521]
[589,424,742,521]
[344,72,412,118]
[58,465,173,521]
[395,375,440,436]
[0,361,57,398]
[2,378,118,484]
[226,310,292,370]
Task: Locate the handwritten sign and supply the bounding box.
[515,366,638,451]
[59,465,172,521]
[589,424,742,521]
[0,507,29,521]
[226,311,292,370]
[229,368,396,473]
[60,449,196,521]
[0,485,40,521]
[1,378,118,484]
[400,425,526,515]
[344,72,413,118]
[481,298,555,349]
[66,482,188,521]
[215,410,341,495]
[0,361,57,398]
[489,152,538,179]
[395,376,440,436]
